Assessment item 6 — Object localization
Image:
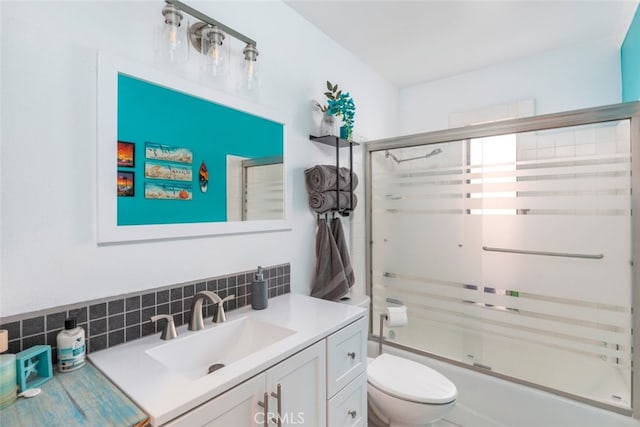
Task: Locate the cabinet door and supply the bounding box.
[266,340,327,427]
[165,374,265,427]
[326,317,367,397]
[327,371,367,427]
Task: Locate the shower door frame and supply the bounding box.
[364,101,640,416]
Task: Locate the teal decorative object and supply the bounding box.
[340,126,348,140]
[15,345,53,392]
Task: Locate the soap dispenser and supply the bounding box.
[56,318,86,373]
[251,266,268,310]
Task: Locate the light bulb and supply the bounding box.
[208,45,219,62]
[168,25,178,48]
[201,26,228,79]
[203,27,224,65]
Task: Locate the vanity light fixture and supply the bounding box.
[200,25,227,77]
[159,0,260,90]
[242,43,260,91]
[156,3,189,64]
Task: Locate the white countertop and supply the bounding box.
[89,293,366,426]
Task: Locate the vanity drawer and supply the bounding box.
[328,371,367,427]
[326,316,367,397]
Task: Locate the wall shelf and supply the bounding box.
[308,135,358,216]
[309,135,360,147]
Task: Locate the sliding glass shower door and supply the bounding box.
[368,110,635,412]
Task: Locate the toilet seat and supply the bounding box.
[367,353,457,404]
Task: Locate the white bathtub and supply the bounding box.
[367,341,640,427]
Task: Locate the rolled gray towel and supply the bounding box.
[305,165,359,193]
[308,191,358,213]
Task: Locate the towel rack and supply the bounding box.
[482,246,604,260]
[316,211,337,221]
[309,135,360,216]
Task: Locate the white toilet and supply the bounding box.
[339,291,457,427]
[367,354,457,427]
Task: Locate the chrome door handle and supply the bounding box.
[270,383,282,427]
[347,351,356,359]
[257,391,269,427]
[348,409,357,419]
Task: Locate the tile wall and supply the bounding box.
[0,263,290,360]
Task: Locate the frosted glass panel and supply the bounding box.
[370,120,632,409]
[243,160,284,221]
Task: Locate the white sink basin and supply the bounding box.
[145,317,295,381]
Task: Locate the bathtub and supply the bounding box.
[367,341,640,427]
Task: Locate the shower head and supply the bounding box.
[385,147,443,164]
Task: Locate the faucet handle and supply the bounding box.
[213,295,236,323]
[150,314,178,340]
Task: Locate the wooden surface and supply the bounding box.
[0,362,148,426]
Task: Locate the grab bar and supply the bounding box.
[482,246,603,260]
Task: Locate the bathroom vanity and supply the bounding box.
[89,293,367,426]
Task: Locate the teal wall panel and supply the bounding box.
[622,4,640,101]
[116,74,283,226]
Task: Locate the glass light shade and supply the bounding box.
[201,26,229,80]
[155,4,189,65]
[241,43,260,93]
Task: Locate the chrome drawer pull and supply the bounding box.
[347,351,356,359]
[257,392,269,427]
[348,410,357,419]
[270,383,282,427]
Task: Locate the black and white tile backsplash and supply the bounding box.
[0,263,290,359]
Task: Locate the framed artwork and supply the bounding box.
[117,141,135,167]
[144,161,192,182]
[144,182,192,200]
[117,171,135,197]
[145,142,193,164]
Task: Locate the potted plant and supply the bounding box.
[315,81,356,141]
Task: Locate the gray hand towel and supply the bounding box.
[331,218,355,288]
[310,219,350,301]
[305,165,359,193]
[308,191,358,213]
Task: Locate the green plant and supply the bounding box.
[315,81,356,140]
[315,81,341,113]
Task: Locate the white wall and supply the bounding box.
[398,37,622,135]
[0,1,398,317]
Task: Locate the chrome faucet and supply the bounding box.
[189,291,236,331]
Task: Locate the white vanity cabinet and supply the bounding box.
[326,316,368,427]
[328,372,367,427]
[163,317,367,427]
[266,339,327,426]
[165,373,265,426]
[90,295,371,426]
[165,340,326,427]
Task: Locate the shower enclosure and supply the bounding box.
[365,102,640,415]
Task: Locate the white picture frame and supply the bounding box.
[96,52,291,244]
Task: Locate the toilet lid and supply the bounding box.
[368,354,457,404]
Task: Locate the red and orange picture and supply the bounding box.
[117,141,135,167]
[117,171,135,197]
